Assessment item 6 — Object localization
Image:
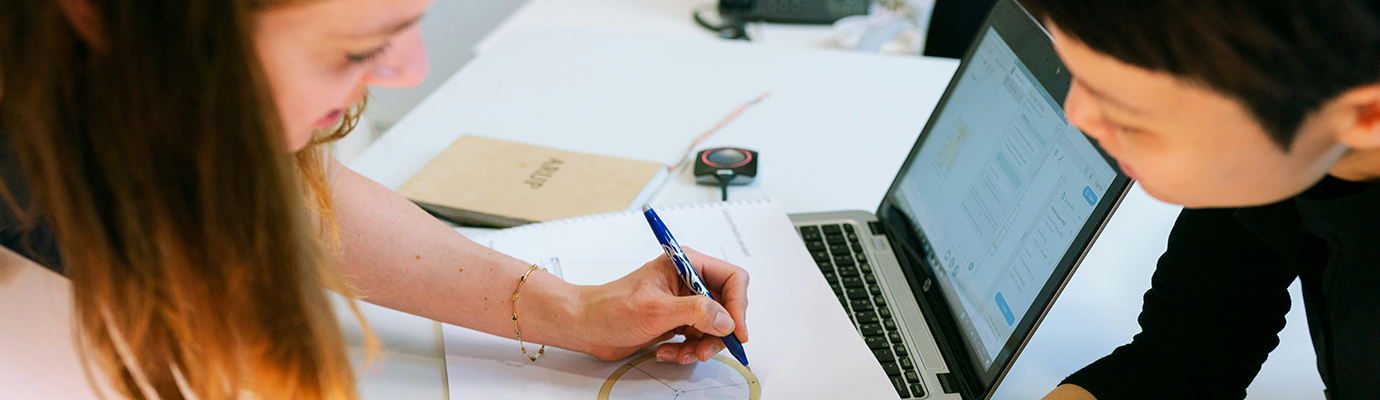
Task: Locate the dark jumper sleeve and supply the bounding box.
[1061,208,1298,399]
[0,135,64,274]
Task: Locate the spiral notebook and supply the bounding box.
[441,198,897,399]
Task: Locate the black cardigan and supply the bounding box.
[0,139,63,274]
[1063,176,1380,399]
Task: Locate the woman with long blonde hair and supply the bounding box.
[0,0,752,399]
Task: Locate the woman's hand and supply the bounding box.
[569,247,750,364]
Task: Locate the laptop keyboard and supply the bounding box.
[799,224,927,399]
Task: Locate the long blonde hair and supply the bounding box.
[0,1,374,399]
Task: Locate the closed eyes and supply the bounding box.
[346,43,391,64]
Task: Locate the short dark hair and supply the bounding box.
[1021,0,1380,150]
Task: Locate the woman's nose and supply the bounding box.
[1064,82,1111,142]
[367,26,429,89]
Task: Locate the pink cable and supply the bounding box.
[668,92,771,173]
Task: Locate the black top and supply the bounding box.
[0,138,64,274]
[1063,176,1379,399]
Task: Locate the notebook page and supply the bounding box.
[441,198,897,399]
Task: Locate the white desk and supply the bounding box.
[345,26,956,399]
[353,28,957,213]
[348,26,1325,400]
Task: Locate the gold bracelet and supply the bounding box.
[512,264,547,362]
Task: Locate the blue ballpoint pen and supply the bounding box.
[641,205,750,367]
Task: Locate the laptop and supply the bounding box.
[788,0,1133,398]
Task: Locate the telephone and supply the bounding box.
[697,0,869,40]
[722,0,871,24]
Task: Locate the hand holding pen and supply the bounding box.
[561,237,751,364]
[643,205,751,366]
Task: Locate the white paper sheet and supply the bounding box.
[442,198,897,399]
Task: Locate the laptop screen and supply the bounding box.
[888,25,1121,380]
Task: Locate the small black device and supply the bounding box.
[696,0,870,40]
[694,147,758,201]
[747,0,870,24]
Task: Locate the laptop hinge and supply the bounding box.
[868,221,885,235]
[937,373,961,394]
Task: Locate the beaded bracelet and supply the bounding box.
[512,264,547,362]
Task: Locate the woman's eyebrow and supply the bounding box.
[1075,77,1144,115]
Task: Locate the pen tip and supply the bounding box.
[641,204,651,212]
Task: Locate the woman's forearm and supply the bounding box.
[327,158,583,349]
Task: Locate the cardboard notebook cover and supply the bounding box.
[398,135,669,228]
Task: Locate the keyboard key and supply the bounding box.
[859,263,872,273]
[864,273,878,284]
[874,296,887,307]
[828,243,851,255]
[878,307,892,318]
[900,357,915,370]
[844,287,869,300]
[841,276,864,288]
[869,284,883,296]
[800,226,822,241]
[837,265,860,277]
[822,272,838,283]
[832,255,856,266]
[865,336,889,349]
[881,361,901,375]
[888,332,903,343]
[850,300,874,311]
[854,311,879,324]
[825,234,847,245]
[855,252,868,262]
[859,323,884,337]
[843,224,855,233]
[872,348,895,362]
[847,232,860,243]
[821,224,843,234]
[894,344,908,357]
[818,260,833,271]
[829,282,842,295]
[904,371,920,383]
[891,376,910,398]
[851,242,865,253]
[883,318,898,331]
[811,250,830,262]
[805,239,826,251]
[910,383,927,397]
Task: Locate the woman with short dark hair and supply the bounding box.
[1023,1,1380,399]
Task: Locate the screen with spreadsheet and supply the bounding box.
[889,27,1118,370]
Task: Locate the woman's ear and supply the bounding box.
[57,0,107,51]
[1335,84,1380,151]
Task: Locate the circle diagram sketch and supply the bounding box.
[597,352,761,400]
